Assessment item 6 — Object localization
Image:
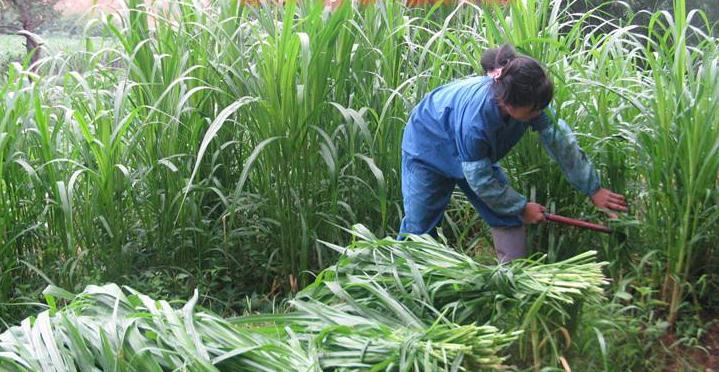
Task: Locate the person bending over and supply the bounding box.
[399,44,627,262]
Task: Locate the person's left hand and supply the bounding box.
[591,188,628,219]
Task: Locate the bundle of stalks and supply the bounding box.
[239,299,519,371]
[300,225,608,339]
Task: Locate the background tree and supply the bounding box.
[0,0,61,68]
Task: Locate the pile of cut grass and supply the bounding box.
[0,226,607,370]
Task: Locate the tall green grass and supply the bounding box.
[639,0,719,323]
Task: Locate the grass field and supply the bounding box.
[0,35,26,68]
[0,34,105,72]
[0,0,717,369]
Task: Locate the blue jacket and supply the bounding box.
[402,76,600,216]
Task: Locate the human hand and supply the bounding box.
[521,202,546,224]
[591,188,628,219]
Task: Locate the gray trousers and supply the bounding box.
[491,225,527,263]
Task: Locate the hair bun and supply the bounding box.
[495,44,517,68]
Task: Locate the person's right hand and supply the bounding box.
[521,202,546,224]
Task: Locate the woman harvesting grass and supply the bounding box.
[399,44,628,261]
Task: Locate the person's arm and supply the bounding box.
[533,113,601,196]
[461,159,527,216]
[533,112,627,214]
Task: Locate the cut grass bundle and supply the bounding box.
[302,225,608,323]
[299,225,609,365]
[240,299,520,370]
[0,284,315,371]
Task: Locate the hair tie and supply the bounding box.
[488,68,503,81]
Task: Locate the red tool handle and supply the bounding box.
[544,213,612,234]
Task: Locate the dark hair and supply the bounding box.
[480,45,516,73]
[482,44,554,111]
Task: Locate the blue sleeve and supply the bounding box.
[457,105,527,216]
[529,111,552,132]
[538,116,601,196]
[462,160,528,216]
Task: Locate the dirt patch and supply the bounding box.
[661,320,719,371]
[690,322,719,370]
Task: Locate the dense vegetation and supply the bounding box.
[0,0,717,369]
